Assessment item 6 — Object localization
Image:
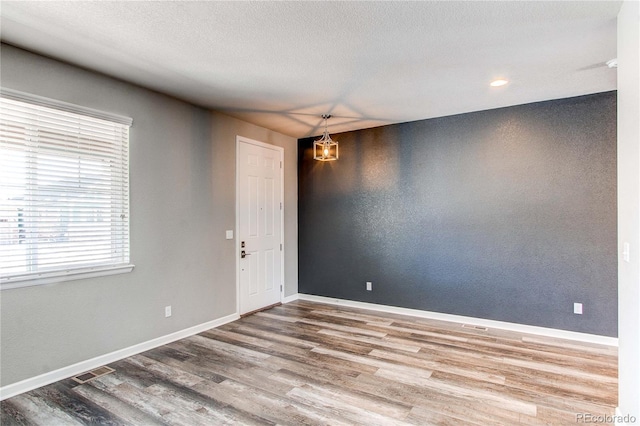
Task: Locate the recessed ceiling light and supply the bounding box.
[490,79,509,87]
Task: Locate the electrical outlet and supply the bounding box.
[165,305,172,317]
[366,282,372,291]
[574,303,583,315]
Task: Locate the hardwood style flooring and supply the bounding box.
[1,300,618,425]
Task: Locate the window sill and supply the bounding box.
[0,264,135,290]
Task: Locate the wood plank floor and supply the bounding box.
[1,300,618,425]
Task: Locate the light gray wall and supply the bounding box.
[299,92,617,337]
[0,44,297,387]
[208,111,299,302]
[617,0,640,416]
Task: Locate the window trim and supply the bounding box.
[0,88,133,126]
[1,264,135,290]
[0,88,134,290]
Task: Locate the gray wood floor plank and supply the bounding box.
[0,400,37,426]
[30,383,127,426]
[194,378,352,426]
[4,393,85,426]
[73,384,168,426]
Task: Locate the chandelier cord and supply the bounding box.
[322,114,331,142]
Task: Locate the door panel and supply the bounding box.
[265,178,275,237]
[248,175,259,237]
[238,138,283,315]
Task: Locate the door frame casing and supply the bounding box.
[235,135,285,315]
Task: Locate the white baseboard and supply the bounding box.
[282,293,300,304]
[296,294,618,347]
[2,294,617,401]
[0,312,240,401]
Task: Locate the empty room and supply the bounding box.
[1,1,639,425]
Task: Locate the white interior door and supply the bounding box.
[237,137,283,315]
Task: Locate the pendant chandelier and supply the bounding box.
[313,114,339,161]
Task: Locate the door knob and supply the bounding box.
[241,250,251,259]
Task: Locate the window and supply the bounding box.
[0,89,133,289]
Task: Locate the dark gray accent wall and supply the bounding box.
[299,92,617,337]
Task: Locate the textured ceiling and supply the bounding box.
[0,1,621,138]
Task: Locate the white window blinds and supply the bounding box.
[0,89,133,288]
